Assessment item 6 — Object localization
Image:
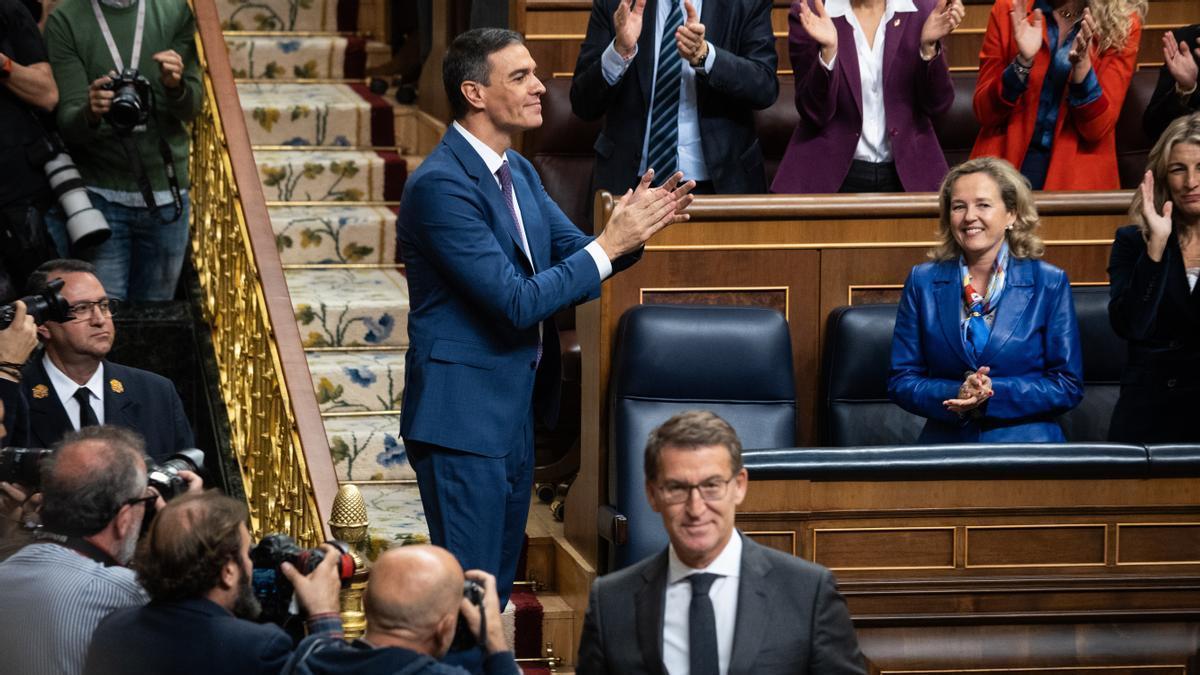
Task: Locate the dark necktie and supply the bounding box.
[74,387,99,428]
[646,0,685,178]
[495,160,531,262]
[687,572,720,675]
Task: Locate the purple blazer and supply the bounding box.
[771,0,955,194]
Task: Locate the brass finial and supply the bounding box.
[329,484,370,546]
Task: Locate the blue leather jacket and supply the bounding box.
[888,257,1084,442]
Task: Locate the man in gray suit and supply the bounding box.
[576,410,865,674]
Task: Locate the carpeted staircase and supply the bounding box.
[218,0,427,551]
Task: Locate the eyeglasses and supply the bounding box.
[67,299,117,321]
[655,475,737,505]
[123,494,156,510]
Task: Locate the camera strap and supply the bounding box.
[34,530,122,567]
[116,127,183,224]
[90,0,145,73]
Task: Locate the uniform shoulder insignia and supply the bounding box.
[110,379,124,394]
[32,384,49,399]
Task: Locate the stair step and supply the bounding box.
[254,148,399,202]
[226,35,362,79]
[321,413,410,482]
[534,592,577,669]
[218,0,339,31]
[237,82,389,147]
[357,483,428,549]
[307,350,405,414]
[269,204,396,265]
[284,267,408,348]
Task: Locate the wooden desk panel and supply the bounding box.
[567,190,1129,564]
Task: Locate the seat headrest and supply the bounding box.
[823,303,898,400]
[522,77,602,156]
[611,304,795,401]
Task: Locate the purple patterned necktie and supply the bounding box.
[495,160,541,365]
[495,160,532,261]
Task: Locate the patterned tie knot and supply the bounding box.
[496,160,512,190]
[688,572,719,596]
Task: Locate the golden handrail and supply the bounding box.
[189,0,338,545]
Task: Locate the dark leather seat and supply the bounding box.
[743,443,1152,480]
[821,304,924,446]
[1057,286,1128,442]
[1115,69,1159,189]
[522,76,602,235]
[932,72,983,170]
[823,286,1127,445]
[605,304,796,569]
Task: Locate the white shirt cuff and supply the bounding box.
[699,40,716,71]
[601,41,636,86]
[820,51,836,70]
[585,240,614,281]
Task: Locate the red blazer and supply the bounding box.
[970,0,1140,190]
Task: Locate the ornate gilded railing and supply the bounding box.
[189,0,338,545]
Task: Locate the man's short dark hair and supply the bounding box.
[137,492,248,603]
[442,28,525,120]
[39,426,146,536]
[644,410,744,483]
[25,258,98,295]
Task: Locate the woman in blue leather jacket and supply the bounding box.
[888,156,1084,442]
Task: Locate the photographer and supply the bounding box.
[0,425,200,675]
[43,0,199,302]
[22,259,195,459]
[285,545,519,675]
[82,491,345,675]
[0,298,37,445]
[0,0,58,304]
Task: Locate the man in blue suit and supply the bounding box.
[399,27,694,622]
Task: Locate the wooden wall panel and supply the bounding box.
[1118,524,1200,565]
[813,527,957,571]
[965,524,1108,568]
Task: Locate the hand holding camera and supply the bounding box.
[0,301,38,381]
[280,542,345,617]
[460,569,508,655]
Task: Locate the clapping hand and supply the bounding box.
[795,0,838,64]
[675,0,707,66]
[596,169,695,260]
[920,0,965,58]
[944,366,993,414]
[1009,0,1044,67]
[1139,170,1173,262]
[613,0,648,59]
[1067,8,1097,83]
[1163,31,1200,93]
[152,50,184,91]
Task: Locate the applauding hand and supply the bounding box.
[613,0,648,59]
[920,0,965,59]
[1163,31,1200,93]
[1009,0,1044,67]
[1067,8,1097,83]
[1139,170,1173,262]
[944,366,993,415]
[675,0,708,66]
[596,169,696,260]
[796,0,837,64]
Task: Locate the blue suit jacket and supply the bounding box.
[20,358,194,460]
[398,126,624,457]
[888,258,1084,443]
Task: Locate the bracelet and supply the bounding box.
[1011,57,1032,78]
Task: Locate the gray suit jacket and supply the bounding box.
[576,533,866,675]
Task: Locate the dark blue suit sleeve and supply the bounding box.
[0,378,29,448]
[702,0,779,110]
[168,385,195,453]
[888,271,965,425]
[570,0,622,121]
[403,169,602,332]
[1108,225,1170,342]
[576,582,607,675]
[985,269,1084,420]
[809,569,867,674]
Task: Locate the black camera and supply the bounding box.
[146,448,205,501]
[250,534,354,624]
[0,447,53,487]
[102,68,152,133]
[450,579,487,651]
[0,278,70,330]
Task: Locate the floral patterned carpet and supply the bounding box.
[219,0,427,550]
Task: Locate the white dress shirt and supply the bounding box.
[599,0,718,182]
[43,355,105,429]
[820,0,917,163]
[451,122,611,279]
[663,531,743,675]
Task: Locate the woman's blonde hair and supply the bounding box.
[930,157,1045,261]
[1087,0,1147,53]
[1129,112,1200,237]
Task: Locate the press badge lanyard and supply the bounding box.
[90,0,146,74]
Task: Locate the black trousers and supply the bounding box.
[839,159,904,193]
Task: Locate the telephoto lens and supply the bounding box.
[145,449,205,502]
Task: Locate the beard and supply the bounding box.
[232,563,262,620]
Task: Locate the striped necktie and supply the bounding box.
[646,0,684,178]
